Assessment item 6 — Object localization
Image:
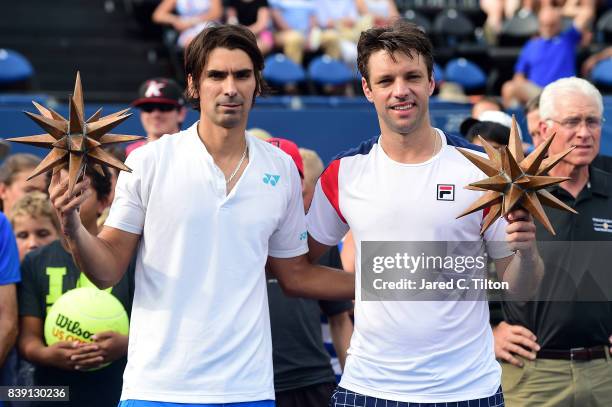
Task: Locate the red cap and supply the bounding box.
[266,137,304,179]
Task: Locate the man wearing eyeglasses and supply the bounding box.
[127,77,188,156]
[495,77,612,406]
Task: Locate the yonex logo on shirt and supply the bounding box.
[263,174,280,186]
[299,231,307,240]
[437,184,455,201]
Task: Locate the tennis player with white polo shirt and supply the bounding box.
[48,25,353,407]
[306,21,543,406]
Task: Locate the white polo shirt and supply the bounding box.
[307,129,512,403]
[106,122,308,403]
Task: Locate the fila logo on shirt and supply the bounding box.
[263,173,281,186]
[437,184,455,201]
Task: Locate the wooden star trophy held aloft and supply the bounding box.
[6,72,144,192]
[456,116,577,235]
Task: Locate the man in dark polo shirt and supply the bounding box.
[494,77,612,406]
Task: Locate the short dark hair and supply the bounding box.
[357,20,434,86]
[184,24,269,110]
[45,165,112,202]
[466,121,510,145]
[87,166,112,202]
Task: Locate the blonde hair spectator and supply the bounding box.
[8,191,60,261]
[299,148,324,186]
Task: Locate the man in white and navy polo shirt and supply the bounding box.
[306,20,544,406]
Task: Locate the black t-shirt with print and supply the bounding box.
[18,240,135,407]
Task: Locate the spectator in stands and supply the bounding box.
[152,0,223,48]
[0,154,45,218]
[461,110,526,150]
[314,0,363,65]
[226,0,274,55]
[471,96,504,118]
[355,0,399,28]
[466,121,511,148]
[524,93,543,147]
[0,212,19,380]
[266,138,353,407]
[480,0,524,44]
[501,1,594,108]
[300,147,323,211]
[270,0,317,65]
[561,0,595,46]
[525,88,612,173]
[581,46,612,77]
[495,76,612,407]
[127,77,187,156]
[18,167,133,407]
[8,192,59,262]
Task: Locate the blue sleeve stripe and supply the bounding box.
[444,131,485,153]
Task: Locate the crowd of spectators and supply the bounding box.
[145,0,611,102]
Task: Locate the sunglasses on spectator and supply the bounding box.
[140,104,178,113]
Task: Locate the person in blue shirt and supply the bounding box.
[0,212,20,407]
[501,1,594,108]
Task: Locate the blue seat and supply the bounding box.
[263,53,305,85]
[444,58,486,90]
[308,56,353,86]
[591,58,612,86]
[0,49,34,85]
[402,10,431,34]
[499,10,539,46]
[433,62,444,84]
[432,9,475,47]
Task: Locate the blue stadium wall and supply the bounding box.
[2,96,612,165]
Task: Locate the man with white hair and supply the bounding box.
[495,77,612,406]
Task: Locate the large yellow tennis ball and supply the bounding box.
[44,287,129,349]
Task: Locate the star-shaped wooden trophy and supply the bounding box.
[456,116,577,235]
[6,72,143,193]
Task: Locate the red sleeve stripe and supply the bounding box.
[320,159,346,224]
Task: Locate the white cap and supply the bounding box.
[477,110,523,140]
